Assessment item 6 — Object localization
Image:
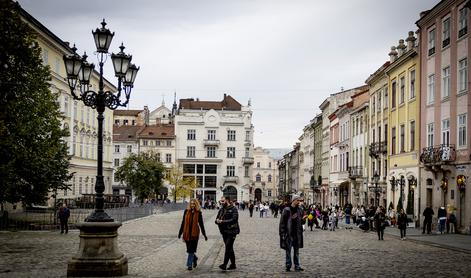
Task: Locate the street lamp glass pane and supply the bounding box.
[124,64,139,85]
[111,53,131,77]
[79,63,94,84]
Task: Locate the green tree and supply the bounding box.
[115,152,165,203]
[0,1,72,211]
[166,166,198,202]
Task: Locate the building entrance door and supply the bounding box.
[255,188,262,202]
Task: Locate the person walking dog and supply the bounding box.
[178,199,208,271]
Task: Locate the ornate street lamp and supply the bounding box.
[371,171,380,206]
[64,19,138,277]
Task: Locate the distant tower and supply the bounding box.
[172,91,178,115]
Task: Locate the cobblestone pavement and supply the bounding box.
[0,209,470,277]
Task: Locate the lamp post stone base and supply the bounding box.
[67,221,128,277]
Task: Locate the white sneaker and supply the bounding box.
[403,237,406,240]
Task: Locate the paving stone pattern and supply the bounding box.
[0,209,470,277]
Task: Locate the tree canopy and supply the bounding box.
[0,1,72,210]
[166,166,198,202]
[115,152,166,203]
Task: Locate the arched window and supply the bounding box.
[268,175,272,182]
[256,174,261,182]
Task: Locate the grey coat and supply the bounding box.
[279,206,304,250]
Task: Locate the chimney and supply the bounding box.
[143,105,150,125]
[397,39,406,56]
[406,31,416,51]
[389,46,398,62]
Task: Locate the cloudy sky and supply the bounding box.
[19,0,438,149]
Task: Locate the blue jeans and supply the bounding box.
[186,252,195,268]
[285,239,300,268]
[439,219,446,233]
[345,215,350,224]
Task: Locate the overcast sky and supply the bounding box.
[19,0,439,149]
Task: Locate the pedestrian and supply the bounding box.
[259,203,264,218]
[264,203,270,217]
[279,194,305,272]
[328,211,336,231]
[307,209,315,231]
[447,211,457,234]
[397,208,407,240]
[58,203,70,234]
[249,201,254,217]
[273,203,279,218]
[422,206,434,234]
[345,202,353,225]
[178,199,208,271]
[374,206,386,240]
[215,196,240,271]
[438,206,446,234]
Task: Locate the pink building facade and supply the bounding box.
[417,0,471,233]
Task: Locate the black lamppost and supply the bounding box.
[390,176,405,210]
[370,171,380,207]
[64,20,138,277]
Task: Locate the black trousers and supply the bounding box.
[377,227,384,239]
[60,218,68,233]
[423,219,432,234]
[222,234,236,266]
[400,228,406,238]
[249,209,253,217]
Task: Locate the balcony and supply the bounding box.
[348,166,363,179]
[242,157,254,164]
[203,139,220,146]
[223,176,239,184]
[368,141,387,158]
[420,144,456,166]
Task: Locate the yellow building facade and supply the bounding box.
[21,8,116,206]
[386,32,420,223]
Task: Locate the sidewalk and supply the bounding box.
[339,221,471,254]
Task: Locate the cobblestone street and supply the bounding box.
[0,209,470,277]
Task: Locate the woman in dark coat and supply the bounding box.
[397,208,408,240]
[374,206,386,240]
[178,199,208,270]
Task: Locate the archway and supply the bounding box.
[255,188,262,202]
[223,186,238,202]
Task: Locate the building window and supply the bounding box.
[167,140,172,146]
[132,120,136,126]
[115,119,120,125]
[459,7,468,38]
[227,166,235,177]
[245,130,250,141]
[257,162,260,168]
[391,81,397,108]
[42,48,48,65]
[115,145,120,153]
[459,58,467,92]
[227,147,235,158]
[428,28,435,56]
[143,140,148,146]
[187,129,196,140]
[207,130,216,140]
[442,66,450,99]
[207,146,216,158]
[442,17,450,48]
[73,101,77,119]
[399,77,405,104]
[268,190,272,197]
[268,174,272,182]
[410,121,415,151]
[127,145,132,153]
[400,124,405,153]
[187,146,195,158]
[256,174,261,182]
[409,70,416,99]
[156,140,161,146]
[458,114,467,147]
[372,94,376,112]
[391,127,396,155]
[384,87,388,108]
[114,158,120,167]
[123,119,128,125]
[244,166,249,177]
[156,153,161,162]
[442,118,450,146]
[427,123,434,147]
[227,130,236,141]
[166,154,172,163]
[63,96,69,115]
[245,147,249,157]
[269,162,272,168]
[427,74,435,104]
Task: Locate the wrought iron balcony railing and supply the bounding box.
[420,144,456,165]
[368,141,387,157]
[348,166,363,179]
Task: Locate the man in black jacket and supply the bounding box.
[279,194,305,272]
[215,196,239,271]
[422,206,434,234]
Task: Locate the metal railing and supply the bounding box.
[369,141,387,157]
[348,166,363,179]
[420,144,456,165]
